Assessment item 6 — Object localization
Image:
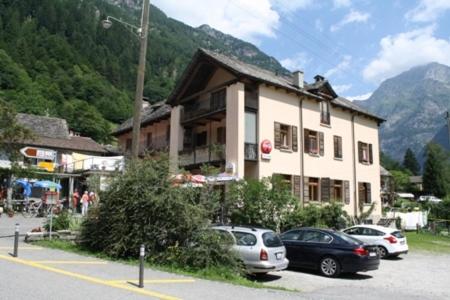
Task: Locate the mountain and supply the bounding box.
[355,62,450,163]
[0,0,289,142]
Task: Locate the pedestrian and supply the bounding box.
[81,191,89,216]
[89,191,96,206]
[23,182,31,212]
[72,189,80,213]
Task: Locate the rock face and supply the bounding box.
[355,62,450,162]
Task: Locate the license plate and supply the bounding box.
[276,252,282,260]
[369,252,377,257]
[400,241,405,245]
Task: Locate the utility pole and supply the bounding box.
[131,0,150,159]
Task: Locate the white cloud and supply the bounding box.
[405,0,450,23]
[333,84,352,94]
[330,10,370,32]
[324,55,352,77]
[152,0,279,43]
[363,25,450,83]
[333,0,351,9]
[345,92,373,101]
[280,52,310,71]
[271,0,315,13]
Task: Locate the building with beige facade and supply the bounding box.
[114,49,385,221]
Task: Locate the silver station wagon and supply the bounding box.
[211,225,289,275]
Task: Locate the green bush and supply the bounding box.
[44,210,71,231]
[80,157,233,270]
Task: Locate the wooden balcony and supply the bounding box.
[179,144,225,167]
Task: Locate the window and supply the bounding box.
[300,230,333,243]
[195,131,207,147]
[125,138,132,151]
[332,180,343,201]
[281,230,303,241]
[308,178,319,201]
[262,232,283,247]
[217,127,226,144]
[274,122,298,152]
[280,124,290,148]
[146,133,153,148]
[245,111,257,144]
[358,141,373,164]
[232,231,257,246]
[304,129,324,156]
[320,101,330,125]
[333,136,342,159]
[358,182,372,204]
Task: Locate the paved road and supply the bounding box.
[0,216,298,300]
[2,216,449,300]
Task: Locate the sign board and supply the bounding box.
[20,147,56,161]
[260,139,272,160]
[261,153,271,160]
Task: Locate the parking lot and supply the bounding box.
[1,216,449,300]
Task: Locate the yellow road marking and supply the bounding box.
[0,254,180,300]
[109,279,195,284]
[0,246,43,250]
[33,260,108,265]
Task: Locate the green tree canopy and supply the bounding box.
[403,148,420,175]
[423,143,449,198]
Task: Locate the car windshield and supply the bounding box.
[391,231,404,238]
[262,232,283,247]
[334,231,362,245]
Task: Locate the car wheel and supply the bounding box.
[377,246,388,258]
[319,257,341,277]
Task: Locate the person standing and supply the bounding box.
[72,189,80,213]
[23,183,31,211]
[81,191,89,216]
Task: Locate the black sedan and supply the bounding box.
[281,227,380,277]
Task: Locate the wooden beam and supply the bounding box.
[178,79,239,105]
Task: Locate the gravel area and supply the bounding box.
[263,252,450,300]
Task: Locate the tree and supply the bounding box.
[390,170,412,192]
[423,143,449,198]
[380,151,403,171]
[403,148,420,175]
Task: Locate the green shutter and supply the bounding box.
[319,132,324,156]
[344,180,350,204]
[274,122,281,149]
[292,126,298,152]
[293,175,301,198]
[303,176,309,202]
[321,177,330,202]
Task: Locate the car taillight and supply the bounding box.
[260,249,268,261]
[353,247,369,256]
[384,235,397,244]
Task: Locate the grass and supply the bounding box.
[33,240,295,292]
[405,231,450,253]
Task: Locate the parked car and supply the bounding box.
[343,225,408,258]
[211,225,289,275]
[418,195,442,203]
[280,227,379,277]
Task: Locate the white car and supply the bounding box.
[343,225,408,258]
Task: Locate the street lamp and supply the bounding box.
[102,0,150,159]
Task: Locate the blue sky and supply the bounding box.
[153,0,450,100]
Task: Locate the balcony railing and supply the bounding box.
[244,143,258,161]
[179,144,225,167]
[182,89,226,123]
[138,136,169,154]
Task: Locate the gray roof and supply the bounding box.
[170,48,384,123]
[16,113,106,154]
[16,113,69,139]
[112,102,171,136]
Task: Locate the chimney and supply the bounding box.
[293,70,304,89]
[314,75,325,83]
